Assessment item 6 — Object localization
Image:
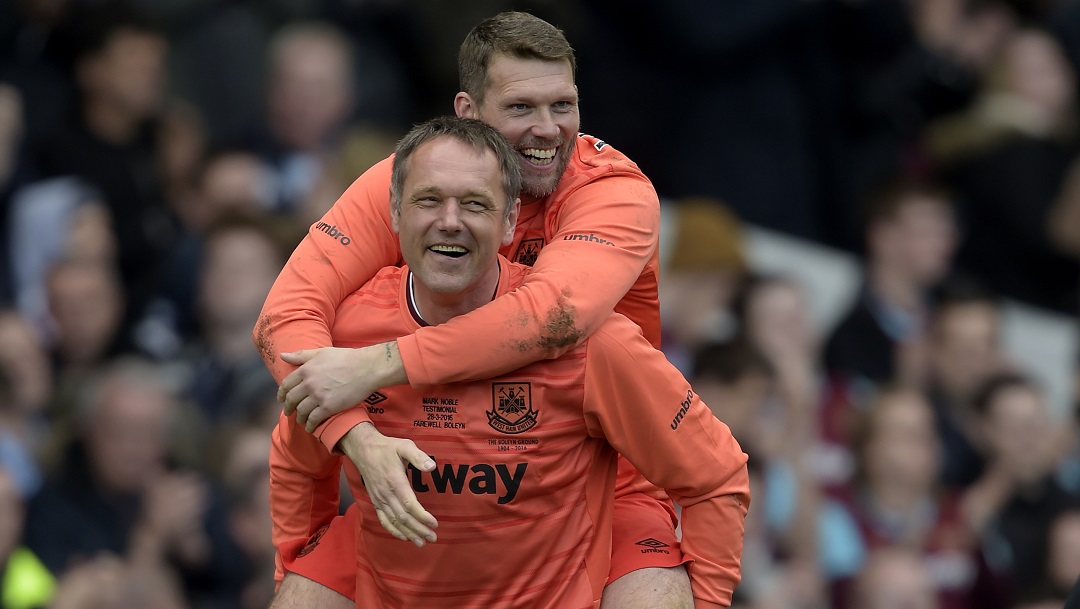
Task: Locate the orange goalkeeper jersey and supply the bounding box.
[271,259,749,609]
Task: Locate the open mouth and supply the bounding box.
[520,147,557,167]
[429,244,468,258]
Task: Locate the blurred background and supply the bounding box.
[2,0,1080,608]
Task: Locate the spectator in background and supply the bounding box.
[31,2,180,354]
[158,146,280,341]
[255,21,356,216]
[24,357,247,609]
[925,280,1009,489]
[43,260,126,422]
[6,177,116,339]
[927,27,1080,313]
[659,198,747,374]
[818,386,986,609]
[692,340,827,609]
[182,211,291,424]
[849,548,941,609]
[732,274,856,489]
[724,274,829,603]
[963,373,1080,606]
[825,180,957,390]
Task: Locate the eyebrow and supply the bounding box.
[410,186,496,203]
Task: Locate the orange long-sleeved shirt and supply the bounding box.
[272,260,749,609]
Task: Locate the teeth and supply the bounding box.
[521,148,556,159]
[430,245,467,254]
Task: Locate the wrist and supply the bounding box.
[338,422,379,457]
[379,341,408,386]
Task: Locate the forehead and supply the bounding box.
[404,136,504,196]
[483,53,576,101]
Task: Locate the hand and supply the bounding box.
[339,422,439,547]
[278,343,407,432]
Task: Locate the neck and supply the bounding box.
[83,98,141,145]
[410,264,500,326]
[868,262,923,311]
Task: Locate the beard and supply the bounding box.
[519,135,576,198]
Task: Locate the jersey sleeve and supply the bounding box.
[268,410,342,582]
[253,157,401,384]
[581,316,750,609]
[398,170,659,385]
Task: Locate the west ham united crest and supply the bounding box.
[488,382,539,434]
[514,239,543,266]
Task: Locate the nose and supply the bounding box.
[531,109,559,140]
[435,201,464,233]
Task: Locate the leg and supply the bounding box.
[270,572,352,609]
[600,566,693,609]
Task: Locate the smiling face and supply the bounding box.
[456,54,579,198]
[393,135,518,316]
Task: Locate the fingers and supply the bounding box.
[401,498,439,537]
[294,396,320,428]
[375,508,408,542]
[376,493,436,547]
[280,350,313,365]
[303,404,333,433]
[403,447,436,473]
[279,370,302,411]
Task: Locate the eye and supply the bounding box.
[463,200,488,211]
[509,103,529,112]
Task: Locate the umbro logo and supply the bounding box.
[365,392,388,414]
[635,538,671,554]
[364,392,387,406]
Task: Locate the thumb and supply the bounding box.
[403,449,436,472]
[280,349,316,364]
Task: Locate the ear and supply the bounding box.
[502,198,521,246]
[391,201,401,234]
[455,92,479,119]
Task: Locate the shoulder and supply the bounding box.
[548,134,659,212]
[568,133,646,177]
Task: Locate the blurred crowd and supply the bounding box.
[1,1,1080,608]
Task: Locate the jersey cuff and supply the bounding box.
[396,333,431,387]
[314,410,372,453]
